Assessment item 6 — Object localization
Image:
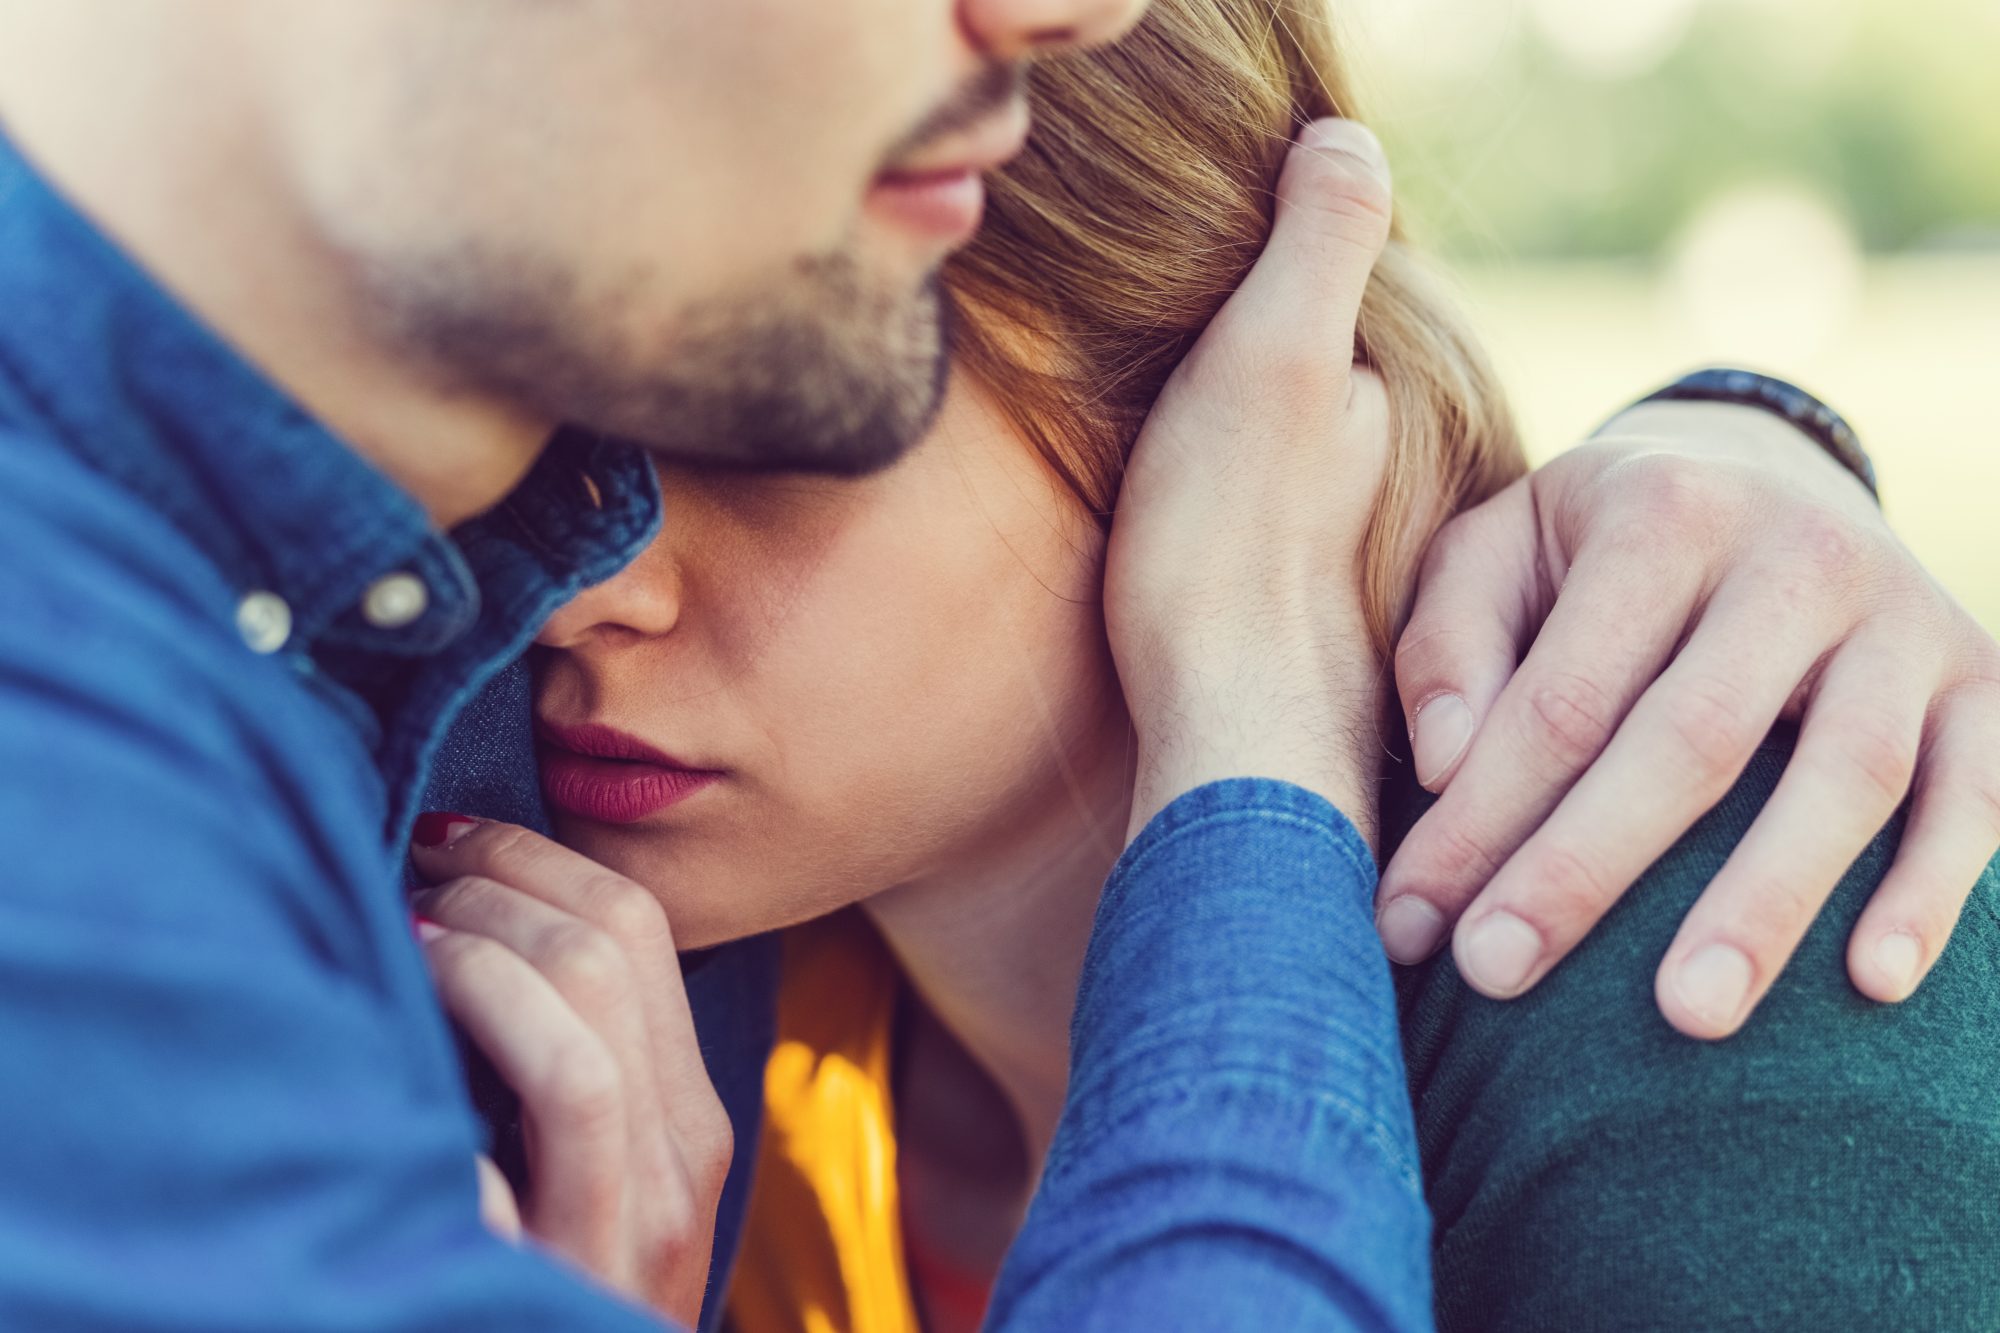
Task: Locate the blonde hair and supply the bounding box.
[946,0,1527,658]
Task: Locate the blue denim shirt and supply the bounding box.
[0,118,1431,1331]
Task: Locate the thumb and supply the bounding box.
[1393,479,1541,789]
[1227,117,1394,371]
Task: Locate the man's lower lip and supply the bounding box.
[539,749,720,824]
[866,168,985,242]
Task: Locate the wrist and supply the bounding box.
[1131,753,1379,856]
[1124,642,1383,851]
[1594,399,1884,520]
[1621,368,1876,500]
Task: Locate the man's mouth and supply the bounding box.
[876,95,1033,183]
[866,97,1032,244]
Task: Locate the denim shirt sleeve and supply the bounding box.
[989,779,1433,1333]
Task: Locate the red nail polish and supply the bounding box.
[411,914,447,943]
[412,811,478,848]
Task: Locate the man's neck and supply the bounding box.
[0,6,547,529]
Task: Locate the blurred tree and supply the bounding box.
[1353,0,2000,258]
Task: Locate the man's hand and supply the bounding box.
[1106,118,1396,844]
[1377,399,2000,1038]
[409,816,730,1327]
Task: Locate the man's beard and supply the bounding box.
[368,244,951,476]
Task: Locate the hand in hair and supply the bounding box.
[1105,118,1395,845]
[409,815,731,1326]
[1378,399,2000,1039]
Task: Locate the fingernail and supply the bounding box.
[412,915,447,944]
[412,812,480,849]
[1377,896,1447,963]
[1457,911,1543,997]
[1673,944,1755,1032]
[1872,931,1924,1000]
[1412,694,1474,788]
[1300,118,1389,185]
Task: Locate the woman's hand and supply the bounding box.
[1378,399,2000,1038]
[408,815,730,1327]
[1105,118,1396,843]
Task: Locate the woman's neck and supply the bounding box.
[864,708,1133,1167]
[861,731,1130,1322]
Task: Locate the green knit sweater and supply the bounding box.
[1392,733,2000,1332]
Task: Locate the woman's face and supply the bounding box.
[532,370,1130,949]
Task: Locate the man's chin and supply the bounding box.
[608,268,953,477]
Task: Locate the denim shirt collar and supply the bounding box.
[0,127,660,840]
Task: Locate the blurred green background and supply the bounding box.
[1345,0,1999,630]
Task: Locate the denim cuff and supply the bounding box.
[1113,777,1375,894]
[1055,777,1415,1186]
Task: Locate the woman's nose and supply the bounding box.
[535,538,682,650]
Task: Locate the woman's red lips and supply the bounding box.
[536,721,722,824]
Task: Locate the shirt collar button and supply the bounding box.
[361,571,430,630]
[235,590,292,655]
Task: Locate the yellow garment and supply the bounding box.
[726,913,923,1333]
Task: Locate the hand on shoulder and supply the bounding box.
[1381,390,2000,1037]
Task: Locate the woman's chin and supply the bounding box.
[548,817,859,951]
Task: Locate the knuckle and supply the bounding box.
[460,820,542,872]
[593,878,675,951]
[422,873,501,921]
[643,1171,714,1265]
[1420,493,1519,580]
[452,822,575,894]
[1393,622,1469,691]
[1822,710,1919,809]
[1616,453,1732,537]
[1412,511,1473,582]
[1521,841,1617,928]
[1725,873,1823,947]
[1727,552,1831,627]
[1958,650,2000,710]
[687,1092,735,1181]
[535,1040,625,1134]
[1291,148,1394,231]
[1786,505,1871,582]
[536,922,632,1011]
[1960,767,2000,840]
[423,925,496,980]
[695,1118,735,1195]
[666,1116,735,1219]
[1410,816,1506,892]
[1523,671,1619,770]
[1661,674,1763,790]
[650,1189,700,1251]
